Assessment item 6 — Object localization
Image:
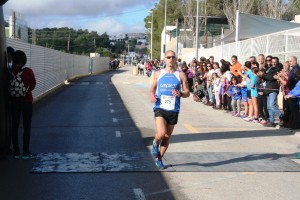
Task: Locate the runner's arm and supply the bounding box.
[179,71,190,98]
[150,70,159,103]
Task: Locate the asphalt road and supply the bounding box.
[1,65,300,200]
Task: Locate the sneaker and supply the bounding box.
[231,112,237,116]
[279,115,284,126]
[152,139,159,158]
[244,117,253,122]
[263,122,276,127]
[13,151,20,159]
[240,114,247,119]
[260,120,268,125]
[253,119,259,123]
[22,152,37,159]
[156,159,165,170]
[234,113,240,117]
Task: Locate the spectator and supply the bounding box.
[213,62,221,76]
[257,68,269,125]
[11,50,36,159]
[230,55,242,77]
[274,61,291,127]
[209,56,215,65]
[258,54,266,70]
[206,63,214,106]
[287,56,300,130]
[228,76,242,117]
[262,57,284,127]
[212,72,221,109]
[237,64,249,118]
[221,63,232,112]
[177,58,182,71]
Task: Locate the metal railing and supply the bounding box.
[179,27,300,63]
[6,38,110,100]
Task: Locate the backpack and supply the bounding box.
[10,69,27,97]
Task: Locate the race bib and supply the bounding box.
[160,95,175,110]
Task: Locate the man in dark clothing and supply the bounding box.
[262,59,283,127]
[287,56,300,130]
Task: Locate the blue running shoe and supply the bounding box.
[152,139,159,158]
[156,159,165,170]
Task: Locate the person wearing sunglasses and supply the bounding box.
[149,50,190,170]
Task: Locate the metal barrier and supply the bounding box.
[6,38,110,100]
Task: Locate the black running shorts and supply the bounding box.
[154,108,179,125]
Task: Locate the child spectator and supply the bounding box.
[228,76,242,117]
[212,73,221,109]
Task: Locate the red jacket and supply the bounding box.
[11,66,36,102]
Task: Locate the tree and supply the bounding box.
[223,0,254,30]
[258,0,298,20]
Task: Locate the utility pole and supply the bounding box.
[67,32,70,52]
[32,29,36,45]
[195,0,199,60]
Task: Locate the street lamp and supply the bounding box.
[148,10,153,60]
[195,0,199,60]
[164,0,167,54]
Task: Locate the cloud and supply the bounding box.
[4,0,156,17]
[3,0,157,35]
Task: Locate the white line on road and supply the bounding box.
[115,131,121,138]
[113,118,118,123]
[133,188,146,200]
[110,109,115,113]
[109,103,113,106]
[108,98,112,101]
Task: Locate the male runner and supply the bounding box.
[150,50,190,170]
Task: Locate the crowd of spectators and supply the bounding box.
[181,54,300,130]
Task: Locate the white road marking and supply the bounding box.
[108,98,112,101]
[133,188,146,200]
[110,109,115,113]
[115,131,121,138]
[113,118,118,123]
[81,82,89,85]
[109,103,113,106]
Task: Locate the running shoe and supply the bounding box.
[152,139,159,158]
[22,152,37,159]
[156,159,165,170]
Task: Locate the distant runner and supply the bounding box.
[150,50,190,170]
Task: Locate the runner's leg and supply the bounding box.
[158,124,175,160]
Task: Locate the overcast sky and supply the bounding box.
[3,0,158,36]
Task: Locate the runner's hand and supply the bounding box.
[150,94,158,103]
[172,89,181,97]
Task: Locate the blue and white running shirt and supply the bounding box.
[154,69,181,112]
